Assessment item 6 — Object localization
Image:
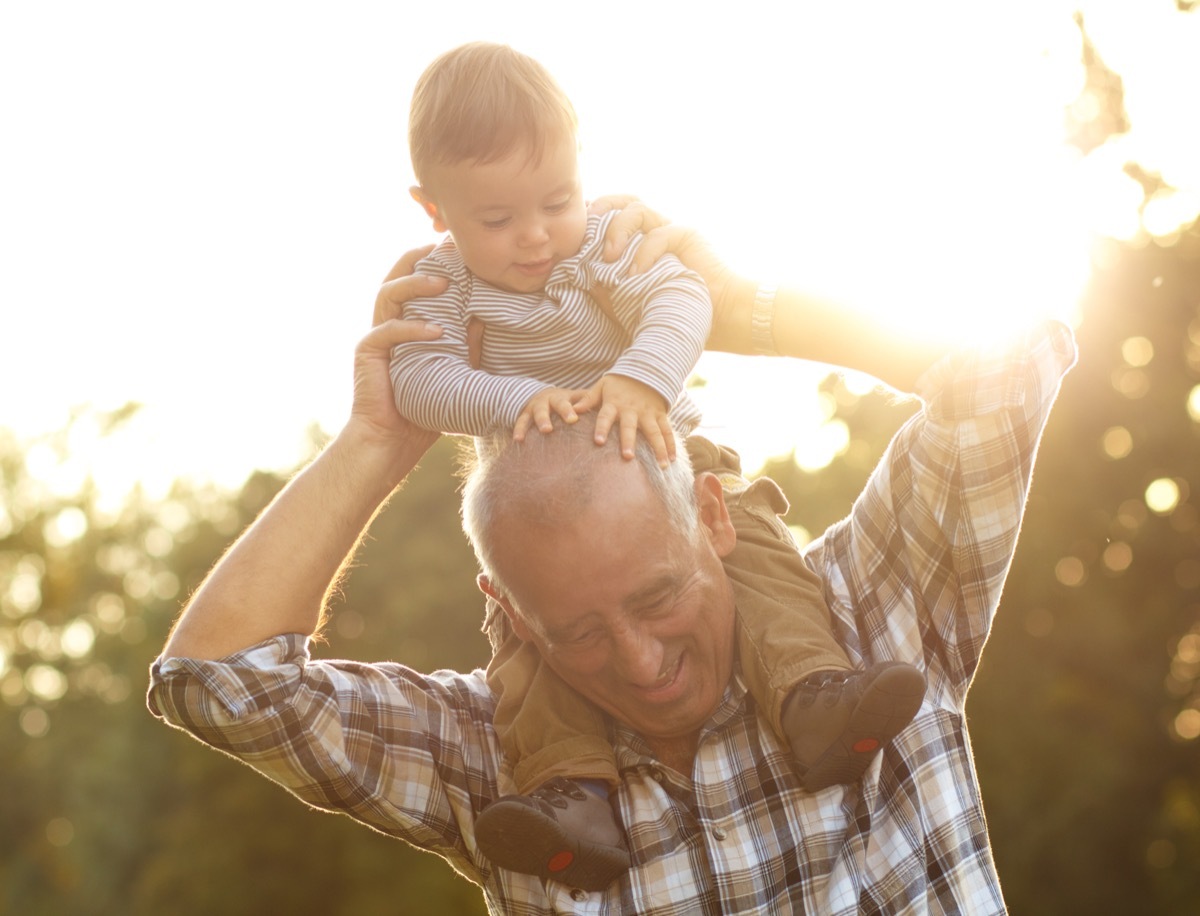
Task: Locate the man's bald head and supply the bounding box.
[460,414,697,597]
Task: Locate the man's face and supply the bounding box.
[488,462,738,741]
[415,137,587,295]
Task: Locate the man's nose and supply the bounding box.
[611,624,665,687]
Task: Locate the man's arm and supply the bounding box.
[161,291,444,661]
[811,321,1077,708]
[592,200,948,392]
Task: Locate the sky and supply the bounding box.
[2,0,1198,504]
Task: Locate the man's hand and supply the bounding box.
[572,373,675,467]
[359,245,451,467]
[513,386,589,442]
[588,196,756,354]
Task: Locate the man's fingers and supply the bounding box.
[587,194,640,217]
[373,273,449,326]
[629,225,682,275]
[359,318,443,357]
[381,244,437,283]
[600,200,670,262]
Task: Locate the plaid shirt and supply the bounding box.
[148,321,1076,915]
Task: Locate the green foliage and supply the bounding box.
[0,434,488,915]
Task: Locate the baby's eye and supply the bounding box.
[544,199,571,215]
[482,217,510,230]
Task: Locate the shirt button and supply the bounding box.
[650,768,664,783]
[570,889,588,902]
[712,826,727,841]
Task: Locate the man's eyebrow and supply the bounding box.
[545,612,600,643]
[623,575,679,611]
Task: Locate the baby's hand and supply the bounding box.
[514,387,588,442]
[574,374,675,467]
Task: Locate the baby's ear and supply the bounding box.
[410,186,447,233]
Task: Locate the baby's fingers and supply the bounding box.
[548,393,579,427]
[618,411,641,462]
[639,417,671,468]
[650,416,677,467]
[512,407,536,442]
[593,403,617,448]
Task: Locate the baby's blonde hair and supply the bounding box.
[408,42,578,190]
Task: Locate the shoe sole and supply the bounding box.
[475,798,630,890]
[800,662,927,792]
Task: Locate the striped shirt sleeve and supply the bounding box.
[574,219,711,411]
[388,249,547,436]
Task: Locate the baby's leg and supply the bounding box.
[483,598,618,793]
[685,436,849,731]
[480,599,628,888]
[686,436,924,791]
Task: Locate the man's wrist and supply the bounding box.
[708,273,759,354]
[751,284,778,356]
[332,420,424,499]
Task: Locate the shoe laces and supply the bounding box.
[791,669,857,709]
[529,777,588,810]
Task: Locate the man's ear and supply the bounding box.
[410,186,447,233]
[694,472,737,558]
[477,574,533,641]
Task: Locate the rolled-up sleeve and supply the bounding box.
[808,321,1077,711]
[148,634,501,877]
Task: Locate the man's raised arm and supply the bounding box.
[593,199,949,392]
[160,266,447,661]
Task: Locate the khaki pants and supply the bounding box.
[483,436,850,792]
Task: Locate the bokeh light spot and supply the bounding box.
[61,619,96,659]
[1173,708,1200,741]
[1176,633,1200,665]
[1121,336,1154,367]
[1102,541,1132,573]
[1145,478,1181,515]
[1188,385,1200,423]
[46,817,74,847]
[43,506,88,548]
[1101,426,1133,459]
[1111,368,1150,399]
[19,706,50,737]
[25,664,68,701]
[1055,557,1087,587]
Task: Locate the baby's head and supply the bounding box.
[408,42,587,294]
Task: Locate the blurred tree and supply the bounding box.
[0,428,487,915]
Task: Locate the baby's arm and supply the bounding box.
[581,241,713,465]
[389,263,553,436]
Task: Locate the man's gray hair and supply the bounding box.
[460,414,698,597]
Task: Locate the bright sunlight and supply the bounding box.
[4,0,1197,489]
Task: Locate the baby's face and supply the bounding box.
[423,138,587,294]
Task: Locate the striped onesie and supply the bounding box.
[389,209,711,436]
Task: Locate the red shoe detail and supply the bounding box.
[547,850,574,873]
[852,737,880,754]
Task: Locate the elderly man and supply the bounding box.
[148,205,1075,913]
